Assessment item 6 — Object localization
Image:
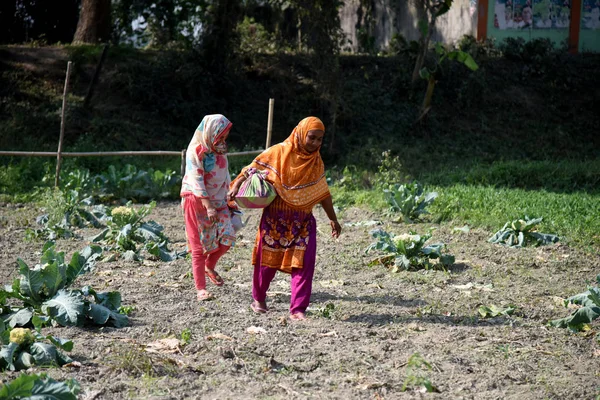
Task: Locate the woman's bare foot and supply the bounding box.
[251,301,268,314]
[197,289,214,301]
[289,312,306,321]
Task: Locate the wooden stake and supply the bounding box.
[55,61,72,188]
[181,149,187,177]
[266,98,274,149]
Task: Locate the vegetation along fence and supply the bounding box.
[0,62,275,187]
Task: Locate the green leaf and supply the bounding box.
[46,335,74,352]
[4,307,34,328]
[30,374,80,400]
[41,290,85,327]
[435,0,453,17]
[549,306,600,330]
[66,245,102,286]
[87,303,129,328]
[30,342,59,366]
[0,342,19,371]
[0,372,37,398]
[14,351,34,370]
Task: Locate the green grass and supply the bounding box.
[429,184,600,249]
[329,160,600,251]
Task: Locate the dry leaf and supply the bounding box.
[145,338,181,353]
[206,333,234,341]
[246,326,267,335]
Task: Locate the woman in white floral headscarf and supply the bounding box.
[181,114,236,301]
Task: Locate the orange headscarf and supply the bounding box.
[236,116,331,209]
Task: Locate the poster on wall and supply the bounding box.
[582,0,600,29]
[494,0,571,29]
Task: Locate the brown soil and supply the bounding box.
[0,201,599,399]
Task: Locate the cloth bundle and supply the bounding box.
[234,168,277,209]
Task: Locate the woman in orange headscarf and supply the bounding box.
[228,116,342,320]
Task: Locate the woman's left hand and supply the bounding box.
[330,220,342,238]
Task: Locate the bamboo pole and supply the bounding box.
[180,149,186,177]
[55,61,72,187]
[266,98,274,149]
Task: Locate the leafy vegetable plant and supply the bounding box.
[549,274,600,332]
[91,201,182,261]
[96,164,180,202]
[488,216,559,247]
[384,182,438,222]
[0,325,73,371]
[401,353,438,393]
[26,187,108,240]
[1,241,129,328]
[365,229,455,271]
[0,372,80,399]
[478,304,516,318]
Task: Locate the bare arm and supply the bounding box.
[320,195,341,238]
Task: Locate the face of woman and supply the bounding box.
[304,129,324,153]
[213,130,229,153]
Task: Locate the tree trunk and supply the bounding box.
[73,0,111,44]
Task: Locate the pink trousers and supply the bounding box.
[183,196,230,290]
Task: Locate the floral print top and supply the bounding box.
[181,145,230,203]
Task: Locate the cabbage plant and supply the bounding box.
[488,216,559,247]
[365,229,454,271]
[0,242,128,328]
[0,373,80,399]
[384,182,438,222]
[0,325,73,371]
[549,275,600,332]
[92,201,183,261]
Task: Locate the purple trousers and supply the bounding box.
[252,214,317,314]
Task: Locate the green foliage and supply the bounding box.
[95,165,180,202]
[26,187,108,240]
[375,150,411,188]
[423,159,600,194]
[0,241,129,328]
[180,328,192,345]
[384,182,438,222]
[428,184,599,249]
[488,216,559,247]
[365,229,454,272]
[92,202,183,261]
[478,304,516,318]
[314,303,336,319]
[237,17,277,58]
[401,353,437,393]
[0,327,73,371]
[0,373,80,399]
[549,275,600,332]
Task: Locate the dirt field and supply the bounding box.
[1,200,599,400]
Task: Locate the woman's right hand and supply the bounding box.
[206,207,218,223]
[227,186,239,202]
[227,176,246,201]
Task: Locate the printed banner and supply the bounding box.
[582,0,600,29]
[494,0,571,29]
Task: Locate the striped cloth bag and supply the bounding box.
[234,168,277,209]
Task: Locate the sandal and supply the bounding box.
[289,312,307,321]
[197,290,215,301]
[205,268,224,286]
[251,301,268,314]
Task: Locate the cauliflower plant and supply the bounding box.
[9,328,35,347]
